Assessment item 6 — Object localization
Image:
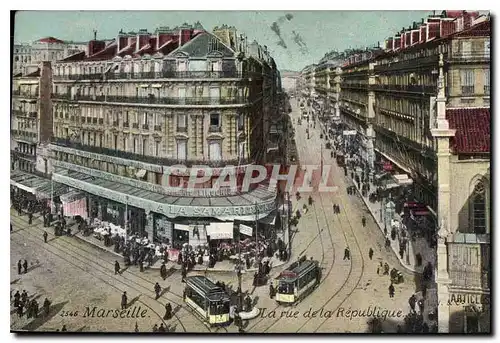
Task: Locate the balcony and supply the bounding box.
[50,137,254,168]
[86,117,92,123]
[449,270,490,290]
[13,92,37,99]
[371,84,436,94]
[112,121,119,126]
[209,125,222,133]
[73,70,248,80]
[448,51,490,63]
[177,126,188,133]
[341,82,368,90]
[154,125,162,131]
[123,122,129,128]
[11,130,38,143]
[53,74,104,81]
[12,90,20,96]
[132,123,139,129]
[461,86,475,96]
[142,124,149,130]
[12,150,36,160]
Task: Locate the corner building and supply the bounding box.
[49,24,280,249]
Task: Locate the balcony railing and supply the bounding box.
[13,92,37,99]
[209,125,222,133]
[461,86,475,96]
[53,70,248,81]
[12,150,36,160]
[449,270,490,290]
[154,125,162,131]
[123,122,129,128]
[142,124,149,130]
[177,126,187,133]
[112,121,119,126]
[448,52,490,62]
[11,130,38,142]
[51,93,251,106]
[371,84,436,94]
[50,137,254,168]
[132,123,139,129]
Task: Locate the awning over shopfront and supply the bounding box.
[10,170,50,195]
[206,222,234,240]
[61,191,88,218]
[36,181,72,200]
[258,211,276,225]
[174,224,190,232]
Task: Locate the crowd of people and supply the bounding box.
[11,289,51,321]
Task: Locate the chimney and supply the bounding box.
[136,29,150,52]
[117,30,128,52]
[88,40,105,56]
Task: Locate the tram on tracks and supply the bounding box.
[274,256,321,305]
[183,276,231,326]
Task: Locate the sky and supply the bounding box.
[15,10,441,71]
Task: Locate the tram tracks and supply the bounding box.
[10,214,228,333]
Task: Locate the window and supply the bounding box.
[484,70,490,95]
[471,182,487,234]
[133,138,138,153]
[466,314,479,333]
[460,70,474,95]
[238,141,246,160]
[177,60,187,72]
[177,114,187,132]
[237,114,245,130]
[177,140,187,160]
[142,138,147,155]
[209,141,222,161]
[461,40,472,58]
[178,87,186,105]
[114,135,118,150]
[209,113,221,132]
[155,141,160,156]
[143,112,148,125]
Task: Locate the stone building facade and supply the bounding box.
[47,24,281,248]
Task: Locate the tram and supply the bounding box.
[183,276,231,326]
[274,256,321,305]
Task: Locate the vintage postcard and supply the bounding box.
[10,10,491,334]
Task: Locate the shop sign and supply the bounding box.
[343,130,356,136]
[448,293,490,306]
[239,224,253,236]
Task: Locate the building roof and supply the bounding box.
[37,37,64,44]
[446,107,490,154]
[171,32,234,58]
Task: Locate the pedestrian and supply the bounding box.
[17,260,22,275]
[399,247,404,260]
[43,298,50,316]
[154,282,161,300]
[43,231,48,243]
[152,324,158,332]
[422,282,427,299]
[376,266,380,275]
[61,325,67,332]
[343,247,350,260]
[422,322,429,333]
[17,303,23,318]
[21,290,28,305]
[384,263,390,275]
[114,260,121,275]
[245,294,252,312]
[362,216,366,227]
[158,323,166,332]
[23,259,28,274]
[388,283,395,298]
[160,262,167,280]
[33,299,39,318]
[181,267,187,282]
[14,291,20,307]
[164,302,172,320]
[409,294,417,312]
[121,291,128,310]
[368,248,374,260]
[28,212,33,225]
[269,283,275,298]
[139,260,144,272]
[418,299,425,314]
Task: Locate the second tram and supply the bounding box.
[274,256,321,305]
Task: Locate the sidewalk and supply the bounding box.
[73,230,287,273]
[349,178,436,274]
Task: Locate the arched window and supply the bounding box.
[471,181,487,234]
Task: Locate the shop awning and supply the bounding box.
[206,222,234,240]
[174,224,190,232]
[258,211,276,225]
[10,171,50,194]
[61,191,88,218]
[60,190,86,203]
[36,181,72,200]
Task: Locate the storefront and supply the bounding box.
[447,292,491,333]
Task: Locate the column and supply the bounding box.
[97,202,103,220]
[145,211,154,240]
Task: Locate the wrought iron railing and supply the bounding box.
[11,130,37,142]
[53,70,248,81]
[449,270,490,290]
[50,137,254,168]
